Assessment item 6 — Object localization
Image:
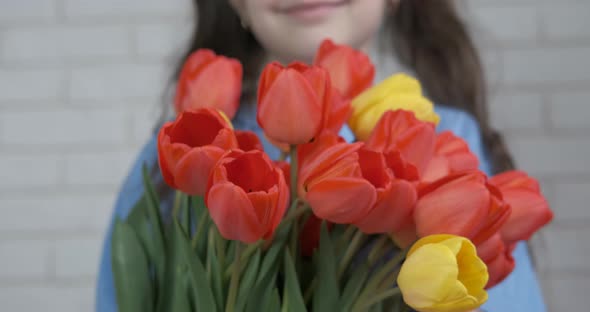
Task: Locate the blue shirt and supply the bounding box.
[96,105,546,311]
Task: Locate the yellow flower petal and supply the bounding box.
[398,235,488,312]
[349,73,439,141]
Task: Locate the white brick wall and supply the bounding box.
[465,1,590,311]
[0,0,588,311]
[0,1,191,311]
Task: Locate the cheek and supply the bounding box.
[344,0,388,44]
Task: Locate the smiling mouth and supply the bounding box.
[279,0,349,22]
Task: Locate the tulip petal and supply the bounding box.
[415,173,490,238]
[322,89,352,134]
[490,171,553,245]
[235,130,264,152]
[247,190,276,238]
[257,65,323,144]
[299,140,363,191]
[490,170,540,192]
[207,182,263,243]
[175,50,242,119]
[173,146,225,196]
[306,177,376,224]
[355,179,417,234]
[400,235,488,312]
[399,243,463,309]
[314,39,374,99]
[477,234,515,288]
[500,188,553,244]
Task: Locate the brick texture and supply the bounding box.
[0,0,588,311]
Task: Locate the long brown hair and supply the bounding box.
[164,0,514,174]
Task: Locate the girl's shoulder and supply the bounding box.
[434,105,480,135]
[435,105,493,175]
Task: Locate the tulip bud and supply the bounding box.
[398,235,488,312]
[349,73,439,141]
[175,49,243,119]
[257,62,330,145]
[314,39,375,100]
[206,150,289,243]
[157,108,237,196]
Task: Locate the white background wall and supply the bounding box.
[0,0,588,311]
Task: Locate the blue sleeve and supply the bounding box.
[439,110,546,312]
[96,135,159,312]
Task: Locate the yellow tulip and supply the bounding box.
[349,73,440,140]
[397,235,488,312]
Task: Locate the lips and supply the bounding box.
[277,0,349,22]
[281,0,349,13]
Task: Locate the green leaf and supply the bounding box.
[256,221,292,285]
[111,219,153,312]
[207,228,225,310]
[339,263,369,311]
[141,164,166,283]
[369,300,383,312]
[190,195,209,259]
[283,250,307,312]
[126,196,159,276]
[175,221,218,312]
[245,271,278,312]
[313,222,340,311]
[235,249,262,311]
[162,268,192,312]
[180,193,190,233]
[266,287,281,312]
[156,214,191,312]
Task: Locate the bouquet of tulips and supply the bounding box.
[111,40,553,312]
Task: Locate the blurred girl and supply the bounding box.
[97,1,546,311]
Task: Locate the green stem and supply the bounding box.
[337,229,366,279]
[336,225,357,253]
[172,191,182,218]
[279,151,288,162]
[367,235,390,267]
[356,248,408,307]
[191,209,209,249]
[206,227,215,281]
[288,216,299,259]
[297,209,313,232]
[224,241,263,278]
[215,228,226,269]
[289,145,298,201]
[282,200,309,224]
[225,243,244,312]
[400,303,410,312]
[352,288,401,312]
[303,278,317,304]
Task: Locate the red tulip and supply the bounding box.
[490,171,553,245]
[352,149,417,234]
[365,110,436,181]
[297,133,347,197]
[206,150,289,243]
[235,130,264,152]
[476,234,515,288]
[300,139,375,224]
[414,171,511,244]
[422,131,479,182]
[157,108,237,195]
[174,49,243,119]
[299,135,416,233]
[257,62,331,145]
[314,39,375,99]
